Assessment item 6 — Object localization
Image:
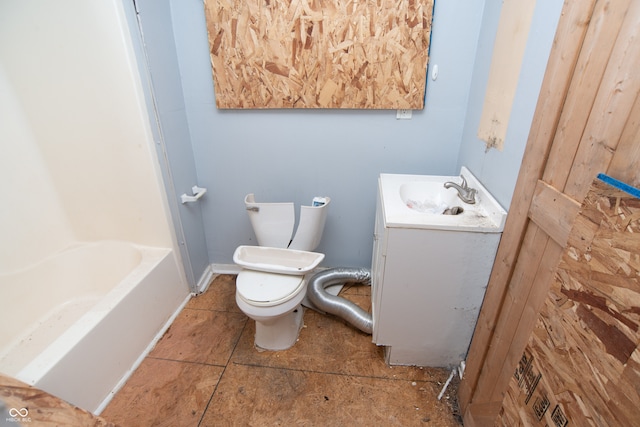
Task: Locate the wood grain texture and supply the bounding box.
[603,84,640,188]
[0,374,117,426]
[104,275,463,426]
[499,178,640,426]
[564,0,640,201]
[529,180,581,248]
[204,0,433,109]
[543,0,632,190]
[458,1,598,415]
[461,2,640,425]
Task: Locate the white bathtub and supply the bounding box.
[0,241,189,413]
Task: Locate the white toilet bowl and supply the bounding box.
[235,270,307,350]
[233,246,325,351]
[234,194,330,351]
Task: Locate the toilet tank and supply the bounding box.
[244,194,330,251]
[244,194,295,248]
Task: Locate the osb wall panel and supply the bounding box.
[204,0,433,109]
[499,178,640,426]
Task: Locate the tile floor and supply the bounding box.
[102,274,463,426]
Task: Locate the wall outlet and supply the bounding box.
[396,109,412,120]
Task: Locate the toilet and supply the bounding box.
[233,194,330,350]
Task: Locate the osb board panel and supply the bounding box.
[499,178,640,426]
[458,1,599,414]
[0,374,116,426]
[204,0,433,109]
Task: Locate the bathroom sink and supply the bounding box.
[379,167,507,232]
[399,181,459,214]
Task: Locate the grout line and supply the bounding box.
[187,306,245,315]
[144,355,227,368]
[197,316,249,427]
[228,360,449,385]
[108,274,459,425]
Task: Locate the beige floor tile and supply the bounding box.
[149,308,247,365]
[232,307,449,384]
[200,363,459,426]
[102,358,223,427]
[188,274,242,313]
[339,282,372,297]
[103,274,462,426]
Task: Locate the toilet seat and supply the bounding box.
[236,270,305,307]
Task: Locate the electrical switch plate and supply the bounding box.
[396,109,412,120]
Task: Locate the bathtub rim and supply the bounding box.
[0,240,146,370]
[10,243,173,385]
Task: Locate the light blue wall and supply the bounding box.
[170,0,484,267]
[457,0,564,208]
[130,0,211,289]
[143,0,562,269]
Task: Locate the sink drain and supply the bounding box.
[443,206,464,215]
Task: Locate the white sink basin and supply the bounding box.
[399,181,459,214]
[379,167,507,232]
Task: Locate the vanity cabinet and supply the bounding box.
[371,172,505,367]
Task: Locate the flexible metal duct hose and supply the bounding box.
[307,267,373,334]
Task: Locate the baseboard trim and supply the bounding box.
[211,263,242,275]
[195,264,216,293]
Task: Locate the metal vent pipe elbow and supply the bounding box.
[307,267,373,334]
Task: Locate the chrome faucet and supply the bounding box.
[444,175,477,204]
